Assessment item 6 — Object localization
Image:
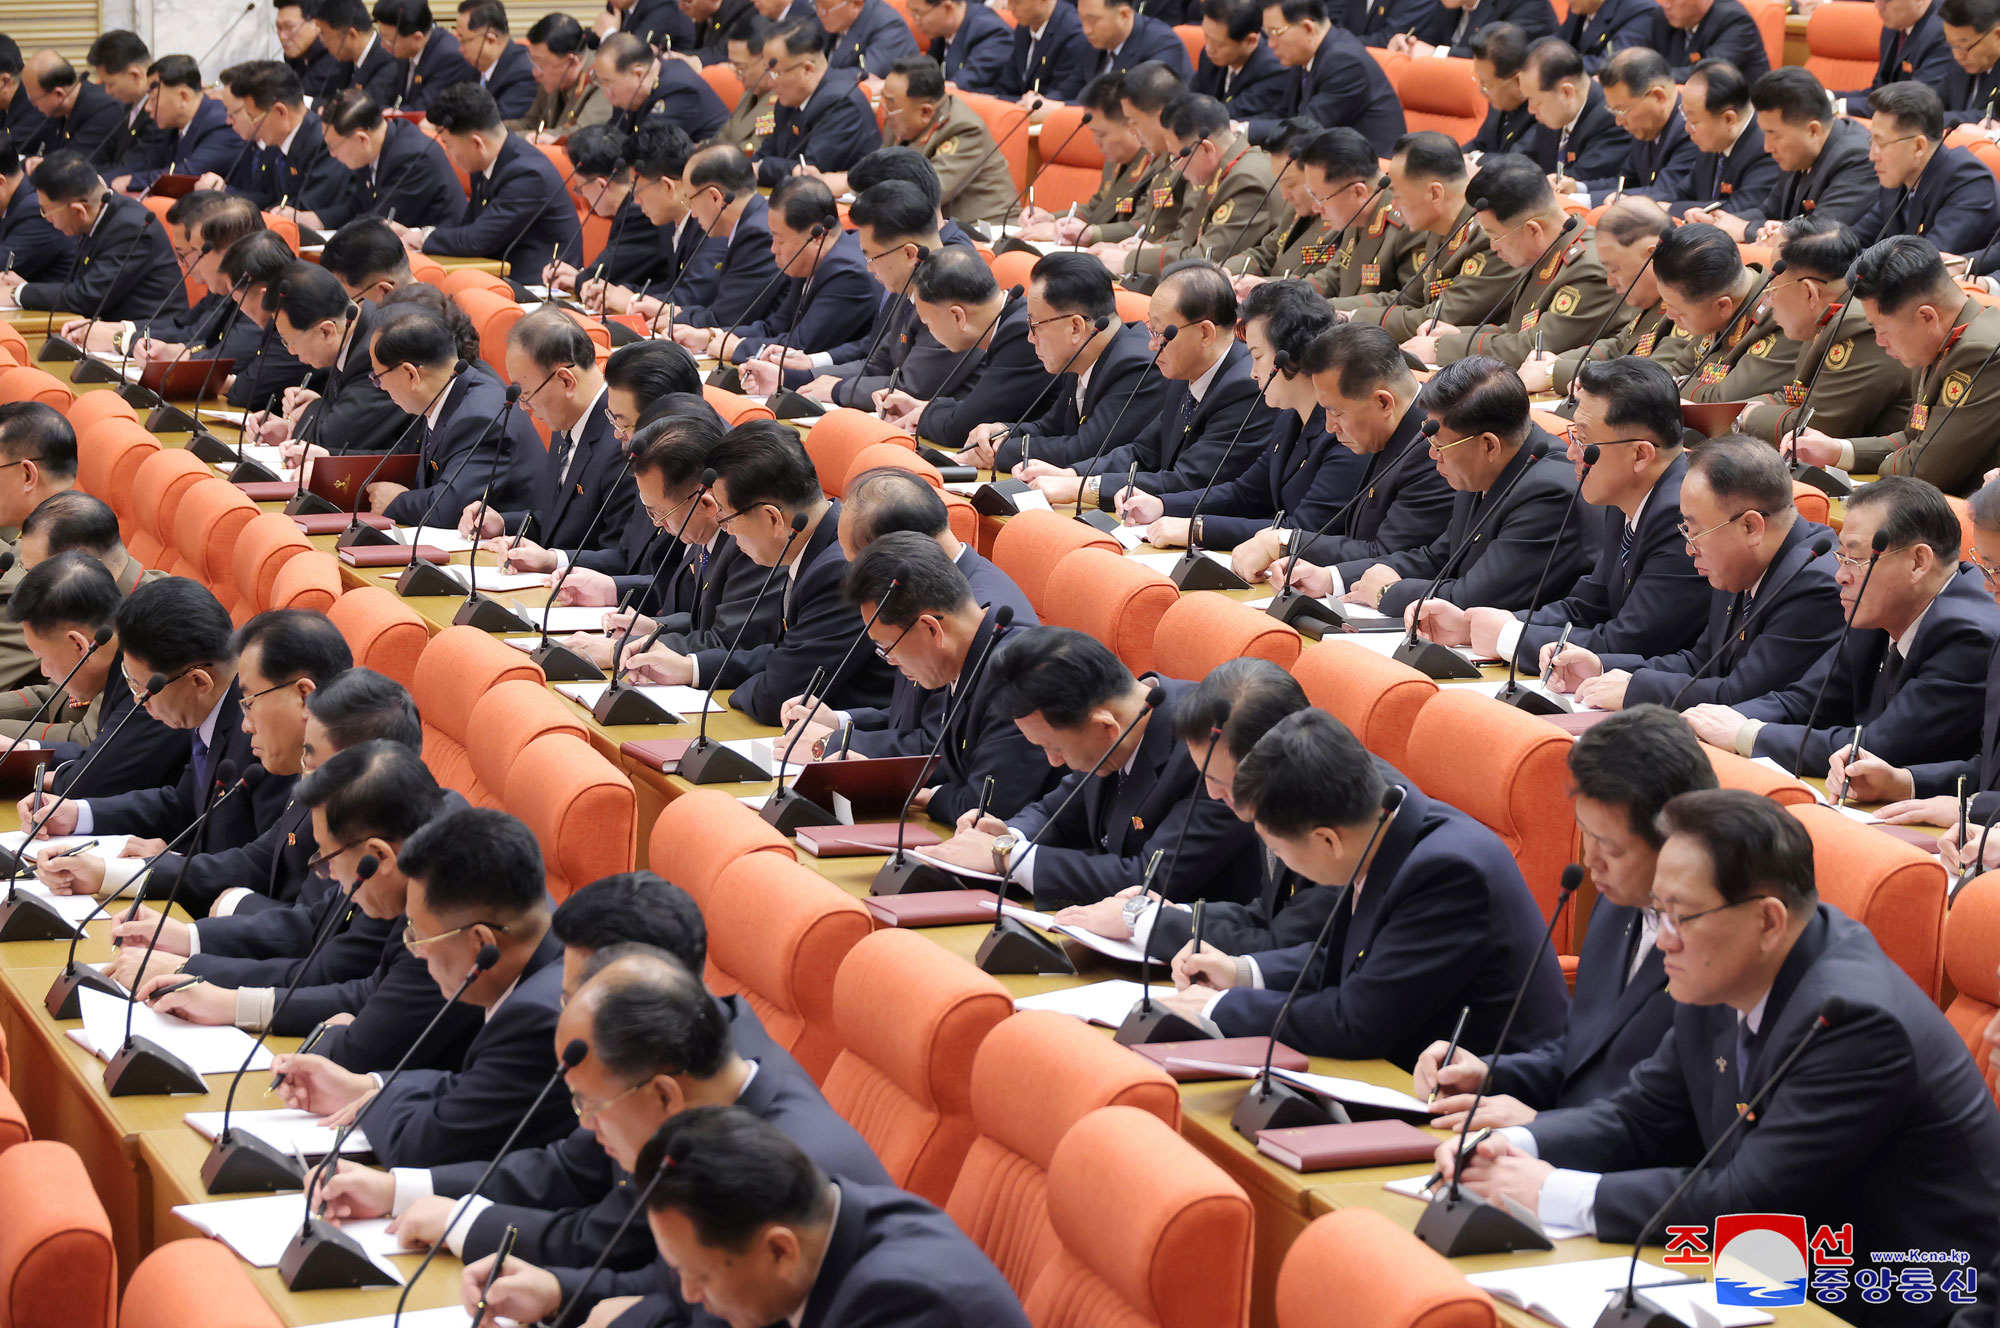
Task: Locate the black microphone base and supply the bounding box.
[971,479,1033,517]
[229,456,282,484]
[1412,1186,1555,1256]
[1169,550,1252,592]
[1792,464,1853,497]
[453,593,538,632]
[153,405,209,436]
[395,559,464,597]
[759,785,838,832]
[1230,1075,1347,1139]
[770,390,826,420]
[530,640,606,682]
[592,682,684,727]
[201,1127,307,1194]
[704,365,744,392]
[974,916,1076,975]
[71,357,124,385]
[1074,510,1121,534]
[35,336,87,364]
[1496,679,1572,715]
[1266,587,1346,640]
[284,490,341,517]
[1113,1001,1216,1045]
[676,736,765,783]
[280,1217,400,1290]
[44,960,124,1020]
[335,522,396,549]
[185,431,239,465]
[870,852,969,895]
[0,890,78,942]
[1592,1293,1684,1328]
[104,1034,209,1096]
[118,380,161,409]
[1392,636,1483,680]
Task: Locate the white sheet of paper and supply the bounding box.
[1013,979,1177,1026]
[8,883,105,927]
[389,526,477,553]
[170,1193,403,1277]
[75,985,272,1076]
[1000,905,1149,963]
[1012,489,1053,512]
[1467,1258,1690,1328]
[1111,524,1149,551]
[1382,1174,1592,1240]
[196,408,245,425]
[0,832,131,863]
[1435,679,1603,711]
[378,565,547,593]
[721,738,804,778]
[301,1309,511,1328]
[184,1108,371,1158]
[943,481,983,496]
[903,847,1010,883]
[555,682,722,714]
[511,603,613,633]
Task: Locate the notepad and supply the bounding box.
[74,985,272,1077]
[1014,979,1177,1026]
[1127,550,1237,574]
[388,526,477,553]
[185,1109,371,1159]
[170,1193,403,1277]
[3,883,105,928]
[1467,1257,1696,1328]
[0,832,132,863]
[211,444,293,477]
[509,603,615,633]
[555,682,722,714]
[298,1309,484,1328]
[1382,1174,1590,1241]
[1001,906,1148,963]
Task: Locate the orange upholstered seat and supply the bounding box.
[1152,591,1302,678]
[412,627,547,797]
[462,678,589,808]
[170,480,259,610]
[1944,874,2000,1104]
[66,391,137,434]
[647,788,796,913]
[1705,744,1817,805]
[0,366,75,412]
[227,512,313,622]
[270,551,341,611]
[1788,803,1947,1001]
[0,1141,116,1328]
[1276,1208,1497,1328]
[506,731,635,900]
[804,408,909,496]
[1288,639,1437,771]
[119,1239,281,1328]
[989,509,1119,619]
[0,1078,25,1156]
[844,442,940,496]
[1042,546,1177,676]
[327,586,431,690]
[124,449,212,570]
[703,385,775,424]
[77,419,161,537]
[1803,1,1881,91]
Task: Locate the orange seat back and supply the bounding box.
[229,513,313,622]
[1788,802,1947,1001]
[1288,639,1437,772]
[171,479,260,609]
[0,366,76,413]
[803,408,909,496]
[1276,1208,1497,1328]
[1744,0,1788,70]
[124,449,212,570]
[989,249,1038,294]
[1151,591,1301,679]
[647,788,796,919]
[120,1239,282,1328]
[1944,874,2000,1105]
[0,323,29,367]
[703,384,775,424]
[0,1079,25,1157]
[78,418,161,535]
[1792,481,1830,525]
[0,1141,115,1328]
[66,391,136,434]
[1031,104,1106,213]
[1392,56,1485,142]
[1705,744,1817,805]
[506,731,635,900]
[843,441,940,497]
[1114,288,1151,324]
[450,286,526,376]
[327,585,431,689]
[413,626,547,796]
[439,267,515,302]
[260,212,302,253]
[956,91,1033,192]
[1042,547,1178,676]
[464,679,590,809]
[1804,2,1886,90]
[700,62,744,106]
[270,550,341,611]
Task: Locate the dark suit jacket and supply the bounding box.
[175,788,317,917]
[1212,782,1571,1070]
[293,301,409,453]
[1562,0,1659,70]
[1465,103,1538,156]
[1748,115,1877,229]
[1250,28,1403,155]
[1,88,48,152]
[611,60,729,143]
[502,391,638,558]
[915,300,1058,451]
[320,117,463,231]
[994,0,1097,101]
[0,178,76,286]
[1838,0,1956,107]
[1010,674,1264,908]
[715,500,898,726]
[599,199,677,294]
[1077,338,1276,499]
[49,646,189,800]
[481,41,540,120]
[1527,82,1636,187]
[1193,44,1292,120]
[17,193,182,322]
[229,111,353,213]
[644,533,786,654]
[365,931,577,1167]
[424,132,582,271]
[210,307,313,410]
[1604,515,1846,708]
[112,96,243,190]
[295,41,349,99]
[754,67,883,188]
[1857,143,2000,254]
[1489,900,1673,1109]
[1740,563,2000,775]
[348,38,400,104]
[674,194,784,328]
[827,0,923,75]
[1159,406,1366,549]
[821,293,959,406]
[1360,437,1600,618]
[935,3,1016,92]
[729,230,878,362]
[1512,453,1711,668]
[1661,0,1771,84]
[313,908,486,1071]
[1679,115,1784,216]
[1090,15,1194,81]
[997,321,1174,472]
[380,29,480,111]
[1587,104,1699,203]
[1413,0,1558,55]
[1295,405,1458,567]
[786,1181,1029,1328]
[25,80,126,160]
[1529,905,2000,1328]
[97,101,167,172]
[383,360,547,527]
[623,0,696,52]
[1942,55,2000,127]
[1911,637,2000,816]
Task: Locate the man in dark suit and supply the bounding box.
[368,0,480,111]
[1024,261,1275,506]
[1856,83,2000,252]
[878,250,1055,451]
[18,51,126,161]
[411,83,583,272]
[260,261,409,458]
[568,123,693,306]
[84,33,165,171]
[1250,0,1404,154]
[1940,0,2000,126]
[208,61,353,215]
[1330,357,1597,620]
[750,21,885,187]
[1583,49,1699,203]
[924,626,1265,906]
[1398,0,1558,57]
[1520,39,1636,189]
[306,89,464,232]
[820,0,924,75]
[1162,709,1570,1069]
[653,145,784,337]
[372,309,545,526]
[611,0,696,55]
[687,177,876,365]
[1547,435,1845,710]
[1678,59,1783,216]
[0,145,74,285]
[993,0,1098,101]
[594,33,729,142]
[1658,0,1770,83]
[455,0,538,119]
[0,151,180,320]
[1082,0,1195,81]
[912,0,1015,92]
[1836,0,1957,114]
[1417,706,1712,1124]
[272,808,574,1167]
[282,0,348,96]
[624,421,895,726]
[0,38,48,153]
[1440,789,2000,1326]
[1459,357,1710,672]
[107,56,242,193]
[1559,0,1657,70]
[1191,0,1292,119]
[1681,478,1999,783]
[1702,68,1876,238]
[1462,24,1540,156]
[315,0,401,100]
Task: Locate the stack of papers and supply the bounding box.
[0,832,132,863]
[210,444,293,476]
[185,1108,371,1158]
[1164,1062,1431,1117]
[1014,979,1177,1026]
[388,526,477,553]
[1128,550,1240,575]
[302,1311,484,1328]
[556,682,721,715]
[508,603,612,633]
[1466,1258,1720,1328]
[171,1193,403,1279]
[73,985,271,1076]
[2,883,104,931]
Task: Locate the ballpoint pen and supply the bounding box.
[50,839,99,859]
[1838,725,1865,806]
[1424,1125,1494,1188]
[272,1019,331,1090]
[145,975,206,1001]
[975,775,996,825]
[1541,622,1572,687]
[1428,1004,1471,1106]
[1960,777,1971,848]
[473,1225,521,1327]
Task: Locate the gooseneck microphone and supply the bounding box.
[1460,215,1580,360]
[1793,528,1888,780]
[1496,444,1596,715]
[998,110,1090,237]
[705,223,828,391]
[1064,326,1177,531]
[760,580,904,833]
[1676,260,1788,391]
[1265,417,1433,636]
[1168,357,1280,592]
[1665,535,1836,709]
[335,359,470,547]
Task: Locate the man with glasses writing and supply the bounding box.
[750,20,885,188]
[1546,435,1843,710]
[1855,83,2000,254]
[1941,0,2000,128]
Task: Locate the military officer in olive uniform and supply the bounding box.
[881,58,1016,227]
[1124,94,1278,290]
[1541,197,1698,395]
[717,33,779,155]
[1040,78,1151,243]
[1683,306,1801,403]
[1648,221,1797,403]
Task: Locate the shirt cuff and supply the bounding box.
[102,854,144,893]
[390,1167,433,1217]
[1837,439,1857,471]
[1325,568,1347,599]
[1128,898,1177,951]
[443,1195,496,1258]
[72,802,94,835]
[1243,954,1264,989]
[810,351,833,369]
[1539,1168,1602,1234]
[1499,1125,1540,1158]
[211,887,253,917]
[234,986,275,1032]
[1496,618,1526,665]
[185,924,202,956]
[1008,839,1036,894]
[1733,718,1764,758]
[550,548,571,575]
[686,656,700,689]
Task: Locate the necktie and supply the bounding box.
[1619,520,1636,567]
[191,730,211,798]
[1735,1020,1754,1093]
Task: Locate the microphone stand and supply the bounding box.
[1458,216,1579,362]
[1496,445,1596,715]
[1675,261,1787,393]
[1791,531,1886,779]
[959,99,1041,242]
[1064,326,1177,533]
[1891,326,2000,484]
[1776,318,1851,498]
[166,282,264,447]
[758,583,904,832]
[970,315,1110,516]
[1666,535,1836,708]
[994,110,1091,252]
[762,228,847,420]
[598,469,718,685]
[544,1159,674,1328]
[334,361,470,549]
[1168,361,1278,591]
[392,385,533,622]
[1214,157,1305,272]
[1554,248,1663,418]
[283,306,365,516]
[534,452,648,687]
[41,192,159,370]
[116,242,215,410]
[675,514,812,782]
[1265,418,1432,637]
[705,223,828,391]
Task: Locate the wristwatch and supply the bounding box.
[990,832,1020,877]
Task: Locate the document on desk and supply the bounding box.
[509,603,615,633]
[4,883,107,928]
[74,985,273,1075]
[210,444,293,477]
[1467,1257,1720,1328]
[1001,906,1147,963]
[555,682,722,714]
[1014,980,1177,1026]
[381,565,547,592]
[387,526,477,553]
[1160,1061,1431,1116]
[184,1109,371,1159]
[1382,1172,1590,1238]
[170,1193,403,1277]
[299,1310,492,1328]
[0,832,131,864]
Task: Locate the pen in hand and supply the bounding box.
[271,1020,331,1090]
[1541,622,1572,688]
[473,1225,521,1328]
[1428,1004,1471,1106]
[975,775,996,825]
[1838,725,1864,806]
[145,975,205,1002]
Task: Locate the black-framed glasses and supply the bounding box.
[240,676,304,710]
[714,501,775,530]
[1026,311,1081,333]
[124,665,193,700]
[1561,426,1652,450]
[0,454,46,473]
[870,619,919,661]
[305,838,361,875]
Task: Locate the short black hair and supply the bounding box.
[1171,657,1307,759]
[1943,0,2000,29]
[1567,705,1718,846]
[1032,251,1116,322]
[769,175,838,233]
[457,0,508,32]
[399,806,547,917]
[628,120,696,181]
[845,467,949,543]
[583,948,731,1080]
[1295,126,1376,188]
[20,490,120,559]
[323,85,386,135]
[1465,152,1553,224]
[635,1107,833,1249]
[1299,321,1416,400]
[1846,475,1963,562]
[1417,356,1530,445]
[297,739,445,843]
[1160,258,1235,329]
[848,180,938,244]
[566,123,631,180]
[224,59,306,112]
[1652,222,1744,302]
[426,81,504,133]
[266,260,356,326]
[1240,279,1336,371]
[166,190,230,232]
[1574,356,1684,450]
[381,282,480,361]
[149,54,204,91]
[526,10,592,53]
[321,217,413,289]
[1598,45,1671,95]
[1162,92,1230,143]
[636,391,725,434]
[1267,120,1324,161]
[219,229,296,292]
[553,872,707,973]
[304,667,423,752]
[771,16,831,57]
[8,552,119,633]
[1393,129,1467,183]
[631,413,726,490]
[687,143,756,202]
[232,609,354,685]
[1687,433,1795,514]
[1265,0,1329,23]
[1469,21,1529,77]
[0,36,22,77]
[1080,73,1128,119]
[605,339,701,404]
[846,146,942,212]
[0,403,76,479]
[373,0,435,34]
[913,245,999,304]
[1752,66,1835,125]
[1848,234,1955,315]
[1201,0,1261,40]
[706,419,822,512]
[196,195,266,256]
[88,30,150,72]
[1684,59,1751,114]
[116,576,235,674]
[1775,215,1861,284]
[371,308,459,370]
[1119,60,1185,114]
[989,626,1135,728]
[842,530,971,626]
[509,308,597,372]
[1870,82,1944,142]
[1972,471,2000,533]
[1523,36,1584,88]
[27,152,103,206]
[1233,708,1388,836]
[890,53,945,101]
[1657,788,1817,912]
[597,30,653,69]
[318,0,375,31]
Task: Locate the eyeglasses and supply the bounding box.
[0,454,46,473]
[239,677,302,710]
[1026,312,1080,333]
[1146,320,1193,344]
[125,665,193,700]
[644,489,701,531]
[1426,430,1476,454]
[1834,544,1908,570]
[870,619,918,662]
[713,500,774,530]
[304,839,361,875]
[403,919,510,950]
[1676,510,1753,545]
[1561,426,1651,450]
[1260,19,1295,38]
[1869,132,1924,152]
[1974,553,2000,586]
[570,1076,650,1119]
[1644,895,1759,939]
